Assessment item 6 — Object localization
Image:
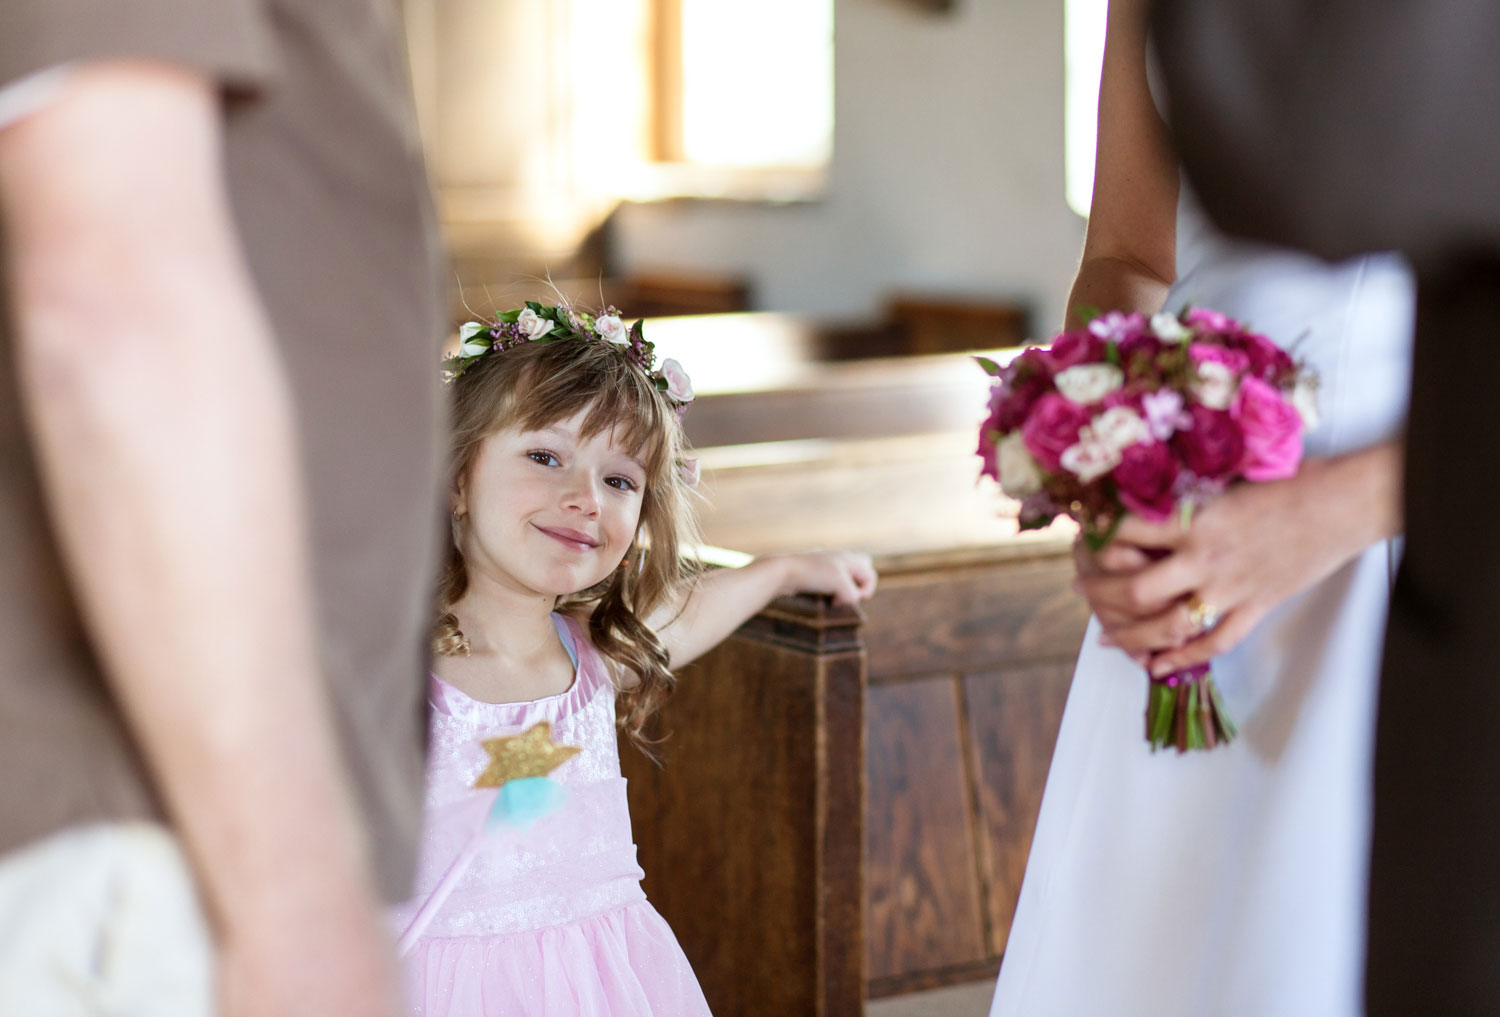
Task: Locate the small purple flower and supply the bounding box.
[1087,310,1148,344]
[1141,389,1192,441]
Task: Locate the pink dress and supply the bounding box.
[391,614,712,1016]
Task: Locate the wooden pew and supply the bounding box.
[622,428,1091,1013]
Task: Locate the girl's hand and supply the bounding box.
[777,551,878,606]
[1074,444,1401,676]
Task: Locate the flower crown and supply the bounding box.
[444,302,700,486]
[443,302,694,411]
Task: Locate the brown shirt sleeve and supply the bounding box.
[0,0,275,93]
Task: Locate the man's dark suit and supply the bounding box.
[1150,3,1500,1012]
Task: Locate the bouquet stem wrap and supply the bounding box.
[1146,664,1237,752]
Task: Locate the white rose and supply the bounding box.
[517,308,554,340]
[1054,363,1124,405]
[659,358,694,402]
[1191,360,1238,410]
[1090,406,1151,453]
[1059,432,1122,483]
[1150,312,1189,342]
[595,314,628,345]
[996,431,1043,498]
[1292,377,1320,430]
[457,321,490,357]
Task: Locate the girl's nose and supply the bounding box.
[563,475,602,517]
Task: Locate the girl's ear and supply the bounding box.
[451,478,468,521]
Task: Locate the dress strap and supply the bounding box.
[552,612,613,695]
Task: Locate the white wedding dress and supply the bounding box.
[987,190,1414,1017]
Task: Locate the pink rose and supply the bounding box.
[676,457,701,487]
[1039,330,1107,373]
[1173,405,1245,480]
[1112,441,1179,523]
[1021,392,1092,472]
[659,358,694,402]
[1185,307,1237,334]
[1232,376,1303,481]
[1188,343,1252,375]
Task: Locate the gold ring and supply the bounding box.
[1186,594,1222,635]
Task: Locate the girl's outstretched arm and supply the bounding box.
[652,551,877,669]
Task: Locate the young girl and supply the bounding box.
[390,304,877,1015]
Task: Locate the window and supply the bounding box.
[1064,0,1108,217]
[642,0,834,198]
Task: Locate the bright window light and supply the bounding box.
[678,0,833,169]
[1065,0,1109,217]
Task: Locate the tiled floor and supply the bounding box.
[866,980,994,1017]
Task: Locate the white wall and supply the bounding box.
[611,0,1086,329]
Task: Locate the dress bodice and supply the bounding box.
[389,614,646,939]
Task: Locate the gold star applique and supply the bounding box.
[472,721,581,789]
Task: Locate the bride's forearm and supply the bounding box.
[1301,438,1405,559]
[1064,254,1174,331]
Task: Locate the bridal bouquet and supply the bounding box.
[976,307,1317,752]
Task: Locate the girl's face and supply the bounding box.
[456,407,647,600]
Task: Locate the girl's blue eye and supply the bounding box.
[528,450,559,467]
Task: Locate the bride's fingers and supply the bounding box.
[1073,537,1154,579]
[1095,598,1203,656]
[1075,552,1202,621]
[1147,607,1258,677]
[1113,514,1190,551]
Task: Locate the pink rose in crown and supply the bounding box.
[1021,393,1092,472]
[1233,376,1304,481]
[1112,441,1178,523]
[1174,405,1245,480]
[659,359,694,402]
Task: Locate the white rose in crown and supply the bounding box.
[1059,430,1122,483]
[1090,405,1151,453]
[659,358,694,402]
[594,314,628,346]
[1054,363,1124,405]
[996,431,1043,498]
[517,308,554,340]
[457,321,490,358]
[1191,359,1238,411]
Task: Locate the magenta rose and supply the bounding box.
[1021,392,1092,472]
[992,371,1052,432]
[1116,330,1164,370]
[1112,441,1179,523]
[1232,330,1297,382]
[1173,405,1245,480]
[1039,330,1107,373]
[1233,375,1304,480]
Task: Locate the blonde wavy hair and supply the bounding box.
[435,336,699,749]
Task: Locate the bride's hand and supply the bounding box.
[1074,443,1402,675]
